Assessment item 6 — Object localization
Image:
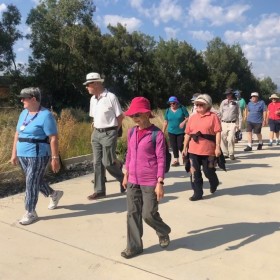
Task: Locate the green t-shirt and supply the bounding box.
[164,105,189,134]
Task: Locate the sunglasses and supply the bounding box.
[86,82,95,87]
[196,103,205,107]
[130,113,142,118]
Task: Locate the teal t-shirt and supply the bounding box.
[165,105,189,134]
[16,107,58,157]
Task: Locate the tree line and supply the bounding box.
[0,0,277,111]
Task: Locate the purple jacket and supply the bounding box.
[125,125,166,186]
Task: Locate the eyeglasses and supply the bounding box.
[195,103,205,107]
[130,113,142,118]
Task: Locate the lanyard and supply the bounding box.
[20,107,41,131]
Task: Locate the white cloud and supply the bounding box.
[103,15,142,32]
[0,3,7,13]
[188,0,250,26]
[129,0,182,26]
[164,27,179,39]
[190,30,214,41]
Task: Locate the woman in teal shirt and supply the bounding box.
[162,96,189,166]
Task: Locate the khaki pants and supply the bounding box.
[221,122,236,156]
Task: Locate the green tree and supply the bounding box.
[204,37,256,102]
[259,77,277,101]
[26,0,101,110]
[153,39,208,107]
[0,4,23,73]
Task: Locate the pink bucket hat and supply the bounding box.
[124,97,154,117]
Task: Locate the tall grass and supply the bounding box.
[0,107,167,176]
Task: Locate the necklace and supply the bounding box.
[20,107,41,131]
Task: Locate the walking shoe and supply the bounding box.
[189,195,203,201]
[257,143,263,150]
[276,140,280,145]
[268,142,273,147]
[19,211,38,225]
[229,155,236,160]
[87,192,106,200]
[121,248,143,259]
[171,161,179,167]
[159,235,170,248]
[244,146,252,151]
[48,190,64,210]
[210,186,217,194]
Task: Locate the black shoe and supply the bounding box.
[224,155,229,159]
[159,235,170,248]
[121,248,143,259]
[189,196,203,201]
[210,186,217,194]
[244,146,252,151]
[257,143,263,150]
[229,155,236,160]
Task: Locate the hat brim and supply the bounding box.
[269,96,279,99]
[124,108,154,118]
[83,79,104,85]
[17,93,32,98]
[167,100,179,104]
[251,95,259,97]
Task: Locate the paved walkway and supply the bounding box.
[1,127,280,280]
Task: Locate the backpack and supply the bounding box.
[129,126,171,173]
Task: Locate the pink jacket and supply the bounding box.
[125,125,166,186]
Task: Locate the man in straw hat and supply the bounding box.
[266,93,280,146]
[84,72,125,199]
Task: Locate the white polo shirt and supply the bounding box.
[89,89,123,129]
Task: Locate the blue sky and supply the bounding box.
[1,0,280,88]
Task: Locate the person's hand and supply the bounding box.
[122,174,128,189]
[179,122,185,129]
[10,155,18,166]
[51,158,60,173]
[155,183,164,201]
[215,146,221,157]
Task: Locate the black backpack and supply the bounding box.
[129,126,171,173]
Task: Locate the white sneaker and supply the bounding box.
[48,190,64,210]
[19,211,38,225]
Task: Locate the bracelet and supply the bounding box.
[52,156,59,159]
[158,181,164,185]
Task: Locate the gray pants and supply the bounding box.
[126,183,171,251]
[92,129,123,193]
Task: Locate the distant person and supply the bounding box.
[162,96,189,166]
[10,87,63,225]
[121,97,171,259]
[190,93,200,114]
[183,94,222,201]
[219,88,242,160]
[244,92,267,151]
[84,72,125,199]
[234,90,246,117]
[266,93,280,146]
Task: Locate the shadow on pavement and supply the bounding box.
[146,222,280,254]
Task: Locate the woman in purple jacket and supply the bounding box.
[121,97,171,259]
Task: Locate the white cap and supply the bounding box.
[251,92,259,97]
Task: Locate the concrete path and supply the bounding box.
[1,127,280,280]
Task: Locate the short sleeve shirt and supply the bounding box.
[247,100,267,123]
[164,105,189,134]
[185,112,221,156]
[16,107,57,157]
[89,89,123,128]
